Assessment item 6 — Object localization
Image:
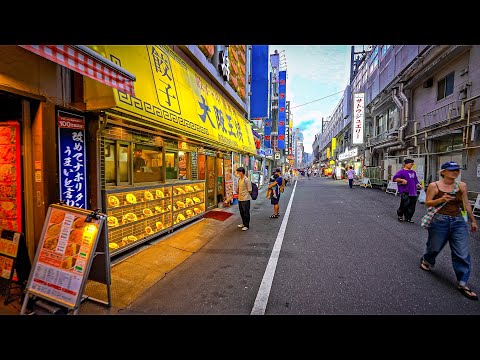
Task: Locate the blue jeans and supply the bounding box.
[422,213,470,284]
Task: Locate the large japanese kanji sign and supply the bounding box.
[57,111,87,209]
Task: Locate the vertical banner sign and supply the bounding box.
[57,111,87,209]
[278,70,287,149]
[264,70,273,149]
[353,93,365,145]
[285,101,290,154]
[264,118,272,148]
[250,45,270,119]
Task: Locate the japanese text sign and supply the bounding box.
[57,112,87,209]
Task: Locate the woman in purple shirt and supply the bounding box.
[393,158,423,223]
[346,166,355,189]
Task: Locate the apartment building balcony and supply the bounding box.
[421,100,462,128]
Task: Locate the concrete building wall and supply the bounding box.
[412,51,470,128]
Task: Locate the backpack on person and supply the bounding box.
[250,182,259,200]
[279,177,285,193]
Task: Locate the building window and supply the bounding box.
[436,136,463,152]
[376,113,386,136]
[165,151,178,180]
[387,107,398,131]
[133,144,164,184]
[178,151,191,180]
[381,45,391,57]
[104,141,116,185]
[369,47,379,74]
[437,72,454,101]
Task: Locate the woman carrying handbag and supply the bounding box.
[420,161,478,300]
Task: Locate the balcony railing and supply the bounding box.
[422,100,461,127]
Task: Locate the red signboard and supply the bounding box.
[0,121,22,232]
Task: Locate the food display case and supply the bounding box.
[171,181,206,229]
[105,184,173,255]
[105,180,206,256]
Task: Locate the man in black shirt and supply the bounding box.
[133,149,146,172]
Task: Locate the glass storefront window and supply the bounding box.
[104,141,116,184]
[118,143,130,184]
[165,151,178,180]
[197,154,206,180]
[133,144,163,183]
[436,136,463,152]
[178,151,190,180]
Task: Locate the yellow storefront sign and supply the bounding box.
[84,45,256,155]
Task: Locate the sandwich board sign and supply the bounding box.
[20,204,106,315]
[0,229,31,305]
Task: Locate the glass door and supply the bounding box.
[206,156,216,208]
[216,157,224,204]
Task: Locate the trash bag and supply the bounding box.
[418,189,426,204]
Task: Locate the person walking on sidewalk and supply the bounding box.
[235,167,252,231]
[268,168,284,218]
[393,158,423,223]
[420,161,478,300]
[346,165,355,189]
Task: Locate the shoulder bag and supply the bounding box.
[460,184,468,222]
[420,181,459,229]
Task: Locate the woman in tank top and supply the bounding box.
[420,161,478,300]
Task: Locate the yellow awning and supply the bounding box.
[84,45,256,155]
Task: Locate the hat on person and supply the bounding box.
[404,159,414,164]
[440,161,461,171]
[273,168,281,173]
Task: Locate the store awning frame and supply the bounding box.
[19,45,136,96]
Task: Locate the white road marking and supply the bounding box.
[251,179,297,315]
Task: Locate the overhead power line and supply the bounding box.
[290,90,345,109]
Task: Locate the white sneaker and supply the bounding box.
[241,226,249,231]
[237,224,244,228]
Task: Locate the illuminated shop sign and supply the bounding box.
[57,111,87,209]
[352,93,365,145]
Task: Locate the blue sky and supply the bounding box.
[270,45,353,153]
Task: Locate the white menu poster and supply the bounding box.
[26,205,102,308]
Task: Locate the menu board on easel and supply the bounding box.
[23,204,105,310]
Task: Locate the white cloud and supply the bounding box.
[291,109,327,154]
[269,45,352,154]
[273,45,351,86]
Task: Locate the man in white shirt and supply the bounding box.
[235,167,252,231]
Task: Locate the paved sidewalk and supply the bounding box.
[0,185,268,315]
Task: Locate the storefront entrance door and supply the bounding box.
[206,156,216,208]
[216,158,224,204]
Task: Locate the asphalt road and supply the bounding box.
[121,176,480,315]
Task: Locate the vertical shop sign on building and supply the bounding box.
[285,101,290,154]
[352,93,365,145]
[250,45,269,119]
[57,111,87,209]
[278,70,287,149]
[264,118,272,148]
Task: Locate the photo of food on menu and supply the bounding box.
[41,209,93,271]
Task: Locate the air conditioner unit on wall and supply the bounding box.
[423,78,433,88]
